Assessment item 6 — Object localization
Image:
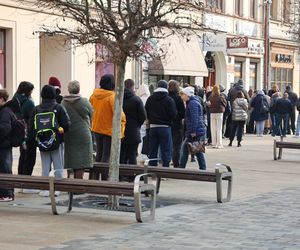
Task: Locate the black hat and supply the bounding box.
[157,80,168,89]
[41,85,56,100]
[100,74,115,91]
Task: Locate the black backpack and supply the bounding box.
[10,112,27,147]
[34,105,60,152]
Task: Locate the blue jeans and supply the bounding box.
[275,113,289,136]
[148,127,172,167]
[295,112,300,136]
[179,137,206,170]
[270,113,277,136]
[255,121,265,136]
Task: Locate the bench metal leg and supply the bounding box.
[273,140,278,160]
[49,169,74,215]
[215,164,233,203]
[134,173,157,222]
[278,147,282,160]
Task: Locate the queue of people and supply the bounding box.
[1,75,300,202]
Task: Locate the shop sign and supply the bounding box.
[203,33,227,52]
[227,36,248,53]
[275,54,292,63]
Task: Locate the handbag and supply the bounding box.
[187,138,205,154]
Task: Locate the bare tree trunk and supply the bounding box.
[107,57,127,209]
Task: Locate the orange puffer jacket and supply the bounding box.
[90,88,126,137]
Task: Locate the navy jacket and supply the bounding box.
[250,94,269,121]
[185,96,206,138]
[169,91,185,130]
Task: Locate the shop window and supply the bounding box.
[249,63,257,90]
[0,29,5,88]
[270,67,293,93]
[235,0,243,16]
[234,61,243,83]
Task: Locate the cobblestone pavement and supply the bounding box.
[43,187,300,250]
[1,134,300,249]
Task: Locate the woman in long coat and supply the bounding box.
[62,80,93,179]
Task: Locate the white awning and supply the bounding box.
[148,35,208,77]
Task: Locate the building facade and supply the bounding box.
[199,0,300,94]
[0,1,139,102]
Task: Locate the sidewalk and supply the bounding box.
[1,134,300,249]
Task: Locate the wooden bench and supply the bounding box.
[90,162,233,203]
[0,172,157,222]
[273,137,300,160]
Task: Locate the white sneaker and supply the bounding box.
[38,190,49,197]
[22,189,39,194]
[54,191,61,197]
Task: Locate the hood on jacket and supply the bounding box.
[124,88,134,100]
[63,94,81,103]
[153,88,169,101]
[92,88,114,100]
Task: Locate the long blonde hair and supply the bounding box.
[212,85,220,96]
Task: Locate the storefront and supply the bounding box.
[270,44,294,93]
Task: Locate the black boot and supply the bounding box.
[228,141,232,147]
[237,141,241,147]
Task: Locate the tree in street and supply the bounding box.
[18,0,205,207]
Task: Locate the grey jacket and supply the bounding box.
[232,98,248,121]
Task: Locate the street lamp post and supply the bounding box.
[263,0,272,91]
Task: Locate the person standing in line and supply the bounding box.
[30,85,70,197]
[120,79,146,165]
[273,93,292,137]
[0,89,15,201]
[145,80,177,167]
[220,84,231,138]
[90,74,126,163]
[270,91,281,137]
[179,87,206,170]
[168,80,185,168]
[48,76,63,104]
[295,97,300,138]
[62,80,93,179]
[12,82,36,179]
[207,85,227,149]
[228,91,248,147]
[205,86,212,145]
[284,85,298,135]
[250,90,269,137]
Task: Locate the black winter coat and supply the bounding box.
[169,91,185,130]
[145,89,177,126]
[0,105,14,149]
[285,90,298,106]
[274,98,292,114]
[123,89,146,144]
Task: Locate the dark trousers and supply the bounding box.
[224,113,232,138]
[0,148,13,197]
[206,111,212,143]
[229,120,245,143]
[172,128,183,168]
[94,133,111,163]
[120,143,139,165]
[287,108,296,134]
[148,127,172,167]
[275,113,289,136]
[18,140,37,175]
[246,112,255,134]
